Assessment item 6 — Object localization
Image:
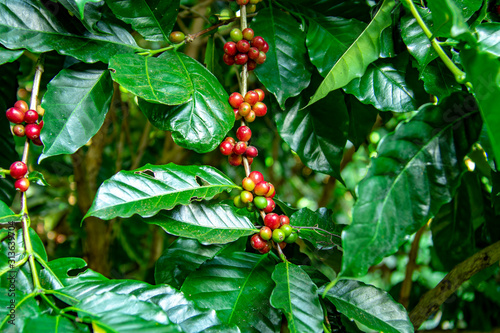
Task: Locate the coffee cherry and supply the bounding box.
[15,178,29,192]
[246,157,254,165]
[31,137,43,146]
[254,89,265,102]
[230,28,243,42]
[254,181,270,196]
[260,226,272,241]
[242,177,256,191]
[252,102,267,117]
[244,91,259,105]
[247,60,257,71]
[248,47,259,60]
[25,124,41,141]
[265,183,275,198]
[236,126,252,142]
[240,190,253,203]
[37,105,45,117]
[279,215,290,226]
[169,31,185,44]
[245,146,258,158]
[272,229,285,243]
[236,0,250,5]
[249,171,264,184]
[229,92,244,108]
[251,36,265,50]
[233,141,247,155]
[6,107,24,124]
[264,213,280,230]
[228,153,243,166]
[242,28,254,41]
[244,111,256,123]
[13,124,25,137]
[284,232,299,244]
[233,195,246,208]
[209,15,219,25]
[254,196,268,210]
[10,161,27,179]
[24,110,39,124]
[235,53,248,65]
[262,42,269,53]
[259,242,271,254]
[234,108,242,120]
[256,51,266,64]
[224,41,237,56]
[264,197,275,213]
[14,100,29,113]
[238,102,252,117]
[38,120,44,129]
[236,40,251,53]
[250,234,266,250]
[280,224,293,237]
[247,4,256,13]
[223,54,236,66]
[220,140,234,156]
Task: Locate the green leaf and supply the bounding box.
[427,0,475,43]
[252,6,312,109]
[306,16,366,77]
[143,202,257,244]
[0,201,14,219]
[453,0,484,19]
[181,252,281,332]
[274,87,348,180]
[0,0,141,63]
[419,59,462,100]
[74,0,103,19]
[0,290,41,331]
[86,163,239,220]
[291,208,342,250]
[40,67,113,161]
[305,0,396,108]
[24,314,89,333]
[105,0,180,42]
[344,53,426,112]
[27,171,49,187]
[270,262,323,333]
[346,95,378,148]
[476,23,500,57]
[341,92,482,277]
[462,48,500,167]
[320,280,414,333]
[0,46,23,65]
[400,5,437,68]
[47,257,108,287]
[57,0,104,33]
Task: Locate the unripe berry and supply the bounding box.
[229,92,244,108]
[242,28,254,41]
[254,89,265,102]
[224,41,237,56]
[245,146,258,158]
[252,102,267,117]
[233,141,247,155]
[260,226,272,241]
[223,54,236,66]
[228,153,243,166]
[249,171,264,184]
[250,234,266,250]
[14,100,29,113]
[280,224,293,237]
[254,196,268,210]
[236,40,250,53]
[25,124,41,141]
[220,140,234,156]
[244,91,259,105]
[6,107,24,124]
[264,197,275,213]
[24,109,39,124]
[230,28,243,42]
[9,161,27,179]
[247,4,256,13]
[251,36,265,50]
[235,53,248,65]
[264,213,280,230]
[15,178,29,192]
[240,190,253,204]
[238,102,251,117]
[244,111,256,123]
[272,229,285,243]
[236,126,252,142]
[254,181,270,196]
[279,215,290,226]
[169,31,185,44]
[12,124,25,137]
[234,195,246,208]
[284,232,299,244]
[247,202,256,212]
[242,177,256,191]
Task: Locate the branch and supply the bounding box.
[409,240,500,329]
[399,224,426,308]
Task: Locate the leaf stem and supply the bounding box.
[403,0,470,85]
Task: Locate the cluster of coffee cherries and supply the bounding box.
[229,89,267,122]
[5,100,43,146]
[220,126,256,166]
[223,28,268,70]
[8,161,30,192]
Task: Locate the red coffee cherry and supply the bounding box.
[264,213,280,230]
[235,53,248,65]
[266,183,275,198]
[236,126,252,142]
[229,92,244,108]
[14,100,29,113]
[250,234,266,250]
[15,178,30,192]
[256,51,266,64]
[220,140,234,156]
[223,54,236,66]
[13,124,25,137]
[254,181,270,196]
[249,171,264,184]
[254,89,265,101]
[225,137,236,145]
[247,60,257,71]
[262,41,269,53]
[245,146,258,158]
[228,154,243,166]
[252,102,267,117]
[32,137,43,146]
[6,107,24,124]
[233,141,248,155]
[248,47,260,60]
[242,28,254,41]
[244,91,259,106]
[238,102,252,117]
[244,111,256,123]
[251,36,265,50]
[236,40,251,53]
[234,108,242,120]
[246,157,254,165]
[279,215,290,226]
[240,190,254,204]
[259,242,271,254]
[236,0,250,5]
[10,161,27,179]
[25,124,41,141]
[264,197,275,213]
[24,110,39,124]
[242,177,256,191]
[224,41,237,56]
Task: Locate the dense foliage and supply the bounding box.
[0,0,499,332]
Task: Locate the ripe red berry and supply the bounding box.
[14,100,29,113]
[262,42,269,53]
[254,181,270,196]
[224,41,237,56]
[24,109,39,124]
[279,215,290,226]
[25,124,41,141]
[248,47,260,60]
[264,213,280,230]
[225,137,236,145]
[244,91,259,106]
[249,171,264,184]
[247,60,257,71]
[236,126,252,142]
[242,177,256,191]
[228,154,243,166]
[260,226,272,241]
[223,54,236,66]
[220,141,234,156]
[266,183,276,198]
[12,124,25,137]
[242,28,254,41]
[233,141,248,155]
[259,242,271,254]
[236,40,251,53]
[251,36,265,50]
[245,146,258,158]
[169,31,185,44]
[234,108,241,120]
[235,53,248,65]
[229,92,244,108]
[32,137,43,146]
[256,51,266,64]
[9,161,27,179]
[252,102,267,117]
[246,157,254,165]
[238,102,252,117]
[15,178,30,192]
[236,0,250,5]
[6,107,24,124]
[250,234,266,250]
[264,197,275,213]
[38,120,44,129]
[244,111,256,123]
[254,89,265,102]
[240,190,254,204]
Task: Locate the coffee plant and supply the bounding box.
[1,0,500,332]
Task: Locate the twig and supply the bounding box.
[399,224,426,309]
[409,240,500,328]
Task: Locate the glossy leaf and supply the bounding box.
[0,46,23,65]
[137,51,234,153]
[290,0,372,22]
[144,202,257,244]
[40,67,113,161]
[344,53,426,112]
[57,0,103,33]
[27,171,49,187]
[274,87,348,180]
[346,95,378,147]
[427,0,475,43]
[47,257,108,287]
[106,0,180,42]
[477,23,500,57]
[306,16,366,77]
[0,290,40,331]
[462,48,500,167]
[400,5,437,68]
[0,202,14,219]
[341,92,482,277]
[419,59,461,100]
[86,164,238,220]
[270,262,323,333]
[252,6,312,109]
[24,314,90,333]
[74,0,103,18]
[320,280,413,333]
[306,0,396,108]
[181,252,281,332]
[0,0,141,63]
[291,208,342,250]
